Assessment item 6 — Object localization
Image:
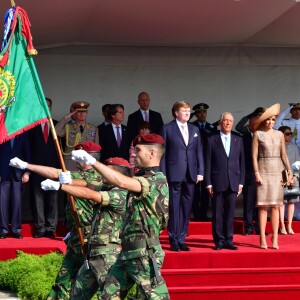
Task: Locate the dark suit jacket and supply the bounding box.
[242,132,255,184]
[99,123,130,162]
[29,120,60,168]
[205,131,245,192]
[127,109,164,141]
[191,121,217,136]
[0,132,31,181]
[97,121,110,141]
[161,120,204,182]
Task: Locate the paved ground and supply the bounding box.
[0,291,19,300]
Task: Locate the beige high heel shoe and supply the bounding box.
[260,237,268,249]
[271,236,279,250]
[287,228,295,235]
[279,227,287,235]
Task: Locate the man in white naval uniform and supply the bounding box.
[275,103,300,220]
[274,103,300,152]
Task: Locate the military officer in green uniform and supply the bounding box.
[41,157,130,300]
[55,101,99,171]
[9,142,103,300]
[71,133,170,299]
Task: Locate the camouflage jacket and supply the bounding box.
[64,168,103,248]
[88,186,127,257]
[120,168,169,259]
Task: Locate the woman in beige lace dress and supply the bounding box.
[252,103,293,249]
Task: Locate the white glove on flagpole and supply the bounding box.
[71,150,96,166]
[59,171,72,184]
[41,179,61,191]
[9,157,28,170]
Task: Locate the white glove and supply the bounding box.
[71,150,96,166]
[41,179,61,191]
[292,161,300,171]
[9,157,28,170]
[59,171,72,184]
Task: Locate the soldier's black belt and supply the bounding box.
[121,238,160,252]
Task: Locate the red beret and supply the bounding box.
[132,133,165,147]
[104,157,131,169]
[75,142,101,152]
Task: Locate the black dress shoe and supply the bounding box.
[13,233,23,239]
[170,244,181,252]
[179,243,190,251]
[33,232,45,238]
[45,232,55,239]
[244,231,253,236]
[225,245,238,250]
[0,232,7,239]
[214,245,223,250]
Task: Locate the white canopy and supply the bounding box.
[1,0,300,49]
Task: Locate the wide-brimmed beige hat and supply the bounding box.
[253,103,280,131]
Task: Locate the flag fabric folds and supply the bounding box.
[0,6,50,144]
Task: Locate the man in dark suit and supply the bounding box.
[205,112,245,250]
[97,103,111,139]
[0,132,31,239]
[161,101,204,251]
[100,104,131,162]
[190,103,217,221]
[127,91,164,141]
[237,108,265,235]
[29,97,60,238]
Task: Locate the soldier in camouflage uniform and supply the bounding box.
[42,157,130,300]
[9,142,103,300]
[71,133,170,300]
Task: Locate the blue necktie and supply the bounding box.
[224,136,230,156]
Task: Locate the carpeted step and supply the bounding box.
[161,233,300,269]
[0,237,66,260]
[162,267,300,287]
[161,220,300,236]
[19,220,300,237]
[168,285,300,300]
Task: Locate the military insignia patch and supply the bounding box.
[89,131,95,137]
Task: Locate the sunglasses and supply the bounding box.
[285,132,292,136]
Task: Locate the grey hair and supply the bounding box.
[219,112,234,121]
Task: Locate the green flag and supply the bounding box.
[0,6,50,144]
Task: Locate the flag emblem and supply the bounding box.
[0,69,15,111]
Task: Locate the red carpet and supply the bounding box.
[1,220,300,299]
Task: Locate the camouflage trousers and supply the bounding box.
[100,253,170,300]
[47,246,83,300]
[71,248,120,300]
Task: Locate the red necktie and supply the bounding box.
[44,122,49,143]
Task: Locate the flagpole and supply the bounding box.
[2,4,87,261]
[26,54,88,260]
[49,117,87,259]
[19,9,88,259]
